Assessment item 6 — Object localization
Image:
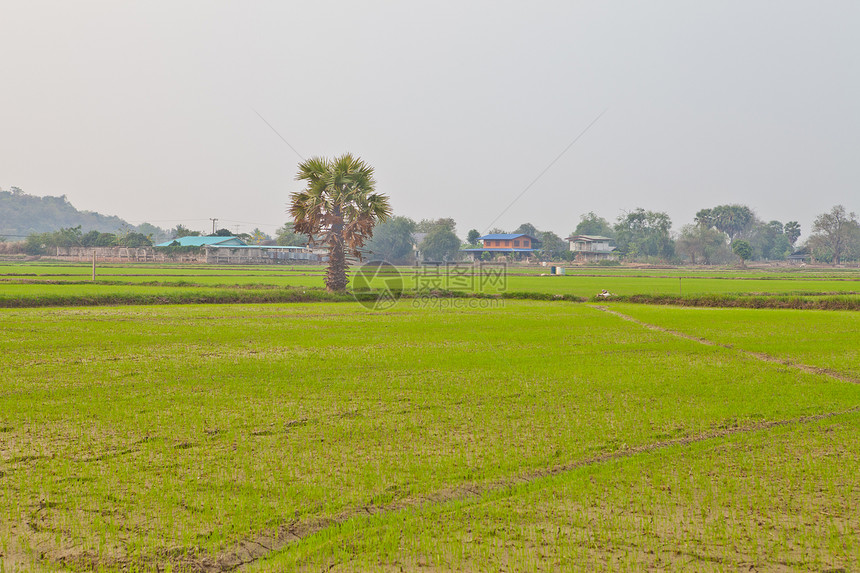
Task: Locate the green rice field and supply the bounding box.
[0,262,858,571]
[1,262,859,303]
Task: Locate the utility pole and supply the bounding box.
[210,218,218,235]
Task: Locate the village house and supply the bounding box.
[565,234,618,262]
[461,233,540,261]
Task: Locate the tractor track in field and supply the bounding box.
[591,305,860,385]
[173,406,860,572]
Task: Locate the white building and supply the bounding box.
[565,235,618,262]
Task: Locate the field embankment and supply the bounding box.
[601,292,860,310]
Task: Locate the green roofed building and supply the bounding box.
[154,236,246,248]
[155,235,316,263]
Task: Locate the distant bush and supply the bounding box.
[24,233,50,255]
[154,244,203,255]
[0,241,25,255]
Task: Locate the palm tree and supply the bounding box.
[290,154,392,292]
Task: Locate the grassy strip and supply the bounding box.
[410,289,585,302]
[0,288,361,308]
[0,287,587,309]
[603,293,860,310]
[7,284,859,310]
[0,278,290,289]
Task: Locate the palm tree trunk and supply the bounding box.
[325,206,349,292]
[326,237,349,291]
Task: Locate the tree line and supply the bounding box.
[361,204,858,265]
[4,181,857,265]
[275,217,463,264]
[272,203,860,265]
[496,204,857,264]
[20,226,154,254]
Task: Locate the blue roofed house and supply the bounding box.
[461,233,540,261]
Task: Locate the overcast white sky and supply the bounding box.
[1,1,857,239]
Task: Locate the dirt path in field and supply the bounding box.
[591,305,860,385]
[170,405,860,572]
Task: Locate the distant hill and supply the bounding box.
[0,187,165,240]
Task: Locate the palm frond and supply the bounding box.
[295,157,330,183]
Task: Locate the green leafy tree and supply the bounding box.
[94,232,117,247]
[173,224,200,238]
[79,230,117,247]
[694,208,716,229]
[416,218,456,233]
[614,209,674,261]
[732,240,753,267]
[783,221,801,247]
[466,229,481,246]
[119,232,152,247]
[81,230,102,247]
[573,212,614,238]
[419,226,461,262]
[275,223,307,246]
[290,154,392,292]
[750,220,790,261]
[24,233,49,255]
[248,228,271,245]
[512,222,539,238]
[538,231,566,260]
[809,205,860,265]
[676,224,728,264]
[364,216,417,263]
[698,204,754,244]
[56,226,84,247]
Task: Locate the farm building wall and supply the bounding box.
[43,246,318,264]
[47,246,165,263]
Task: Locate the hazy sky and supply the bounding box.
[2,1,857,240]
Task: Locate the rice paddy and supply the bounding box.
[0,262,858,571]
[1,262,858,305]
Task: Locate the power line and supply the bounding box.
[253,109,305,161]
[219,218,282,227]
[483,108,608,233]
[124,218,212,224]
